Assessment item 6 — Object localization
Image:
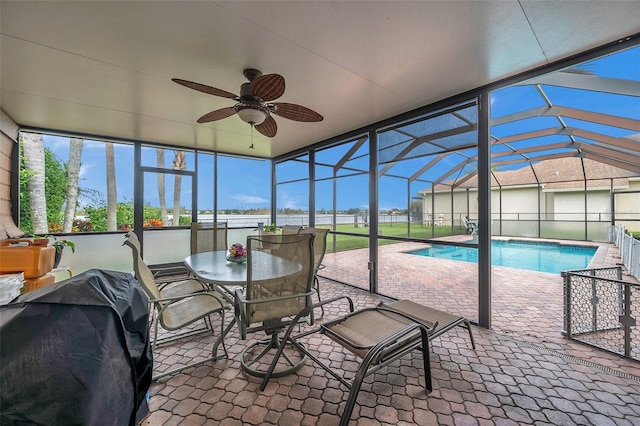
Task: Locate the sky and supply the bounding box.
[41,45,639,213]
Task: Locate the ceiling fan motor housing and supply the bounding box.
[243,68,263,82]
[240,82,262,103]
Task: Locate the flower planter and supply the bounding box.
[0,239,55,278]
[260,231,277,249]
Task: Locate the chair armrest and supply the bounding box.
[155,291,229,319]
[239,290,316,306]
[234,287,247,304]
[156,276,208,293]
[234,288,249,339]
[151,290,226,306]
[153,267,191,287]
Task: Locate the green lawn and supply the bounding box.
[323,223,464,253]
[319,221,613,253]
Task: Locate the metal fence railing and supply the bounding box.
[563,266,639,361]
[609,225,640,281]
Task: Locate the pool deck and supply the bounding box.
[323,237,633,348]
[145,238,640,425]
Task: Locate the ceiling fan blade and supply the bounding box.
[255,116,277,137]
[197,107,237,123]
[251,74,285,101]
[272,102,323,122]
[172,78,238,99]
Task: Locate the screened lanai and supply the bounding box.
[5,3,640,424]
[274,45,640,329]
[292,49,640,246]
[368,51,640,242]
[13,40,640,332]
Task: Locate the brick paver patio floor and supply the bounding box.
[144,239,640,425]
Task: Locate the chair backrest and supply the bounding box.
[191,221,228,254]
[299,227,329,273]
[244,233,315,326]
[462,216,474,231]
[268,225,302,257]
[123,231,163,306]
[281,225,303,236]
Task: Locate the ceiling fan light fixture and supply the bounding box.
[236,105,267,125]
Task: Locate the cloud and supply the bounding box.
[45,135,72,149]
[82,140,107,150]
[231,194,269,204]
[282,199,300,209]
[79,163,93,178]
[276,191,300,209]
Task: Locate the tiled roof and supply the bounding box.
[544,178,630,191]
[425,157,639,192]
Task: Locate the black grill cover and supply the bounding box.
[0,269,152,425]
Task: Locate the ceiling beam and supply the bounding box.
[379,123,477,175]
[492,106,640,132]
[579,152,640,174]
[492,152,576,168]
[492,141,575,158]
[494,127,571,144]
[572,129,640,153]
[517,71,640,97]
[334,136,368,172]
[408,153,447,182]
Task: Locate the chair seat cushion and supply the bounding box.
[161,292,229,330]
[159,278,206,298]
[323,309,416,359]
[323,300,467,359]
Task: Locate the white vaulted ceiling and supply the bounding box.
[1,1,639,158]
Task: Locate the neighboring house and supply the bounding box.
[419,157,640,236]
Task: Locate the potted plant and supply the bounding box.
[262,224,278,233]
[51,237,75,268]
[260,224,279,248]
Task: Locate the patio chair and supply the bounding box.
[125,231,206,296]
[191,221,228,254]
[234,233,315,378]
[269,224,303,258]
[261,298,475,425]
[123,232,231,380]
[281,224,303,235]
[462,216,478,236]
[299,226,329,318]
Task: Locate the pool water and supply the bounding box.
[407,240,598,274]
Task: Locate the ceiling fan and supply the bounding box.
[172,68,323,137]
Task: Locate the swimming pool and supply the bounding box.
[407,240,598,274]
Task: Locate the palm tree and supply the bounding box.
[21,132,48,233]
[172,151,186,226]
[62,138,83,232]
[106,143,117,231]
[157,149,168,225]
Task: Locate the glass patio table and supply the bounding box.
[183,250,302,302]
